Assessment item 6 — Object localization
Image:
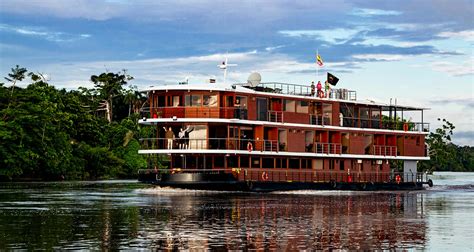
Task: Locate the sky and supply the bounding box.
[0,0,473,145]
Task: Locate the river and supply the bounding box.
[0,172,472,250]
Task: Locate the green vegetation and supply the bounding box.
[418,118,474,172]
[0,66,155,181]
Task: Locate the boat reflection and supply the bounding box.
[136,191,427,250]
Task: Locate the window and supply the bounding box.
[227,156,238,168]
[322,103,332,125]
[240,156,249,168]
[172,96,180,107]
[296,100,309,113]
[214,156,224,168]
[203,95,217,107]
[289,159,300,169]
[283,100,296,112]
[235,96,247,108]
[252,157,261,168]
[185,95,202,107]
[262,158,274,168]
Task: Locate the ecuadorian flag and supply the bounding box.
[316,54,323,66]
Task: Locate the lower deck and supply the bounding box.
[139,154,431,191]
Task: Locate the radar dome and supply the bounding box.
[247,72,261,87]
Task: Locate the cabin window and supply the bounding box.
[301,159,307,169]
[278,129,287,151]
[262,158,274,168]
[313,159,323,170]
[188,125,207,149]
[235,96,247,108]
[172,96,180,107]
[251,157,261,168]
[329,160,335,170]
[157,95,165,107]
[305,131,314,152]
[322,103,332,125]
[296,100,309,113]
[185,95,202,107]
[212,156,224,168]
[289,159,300,169]
[276,158,287,168]
[203,95,217,107]
[240,156,249,168]
[227,156,238,168]
[226,96,234,107]
[283,100,296,112]
[339,160,345,171]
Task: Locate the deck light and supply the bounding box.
[172,116,177,121]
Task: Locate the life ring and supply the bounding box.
[348,175,353,183]
[428,179,433,187]
[331,180,337,189]
[403,123,408,132]
[395,175,401,184]
[247,142,253,152]
[261,172,269,181]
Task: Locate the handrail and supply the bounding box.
[373,145,397,156]
[138,168,428,184]
[139,137,278,151]
[342,116,429,132]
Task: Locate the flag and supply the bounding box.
[327,72,339,86]
[316,54,323,66]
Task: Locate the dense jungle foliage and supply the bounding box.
[0,65,472,180]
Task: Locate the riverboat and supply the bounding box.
[137,65,433,191]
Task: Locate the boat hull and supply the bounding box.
[138,172,426,192]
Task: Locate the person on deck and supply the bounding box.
[325,81,331,99]
[317,81,323,98]
[310,81,315,96]
[184,125,194,149]
[178,128,185,149]
[163,127,175,149]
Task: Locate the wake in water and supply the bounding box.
[135,186,247,195]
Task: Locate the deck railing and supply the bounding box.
[138,169,428,184]
[139,138,278,152]
[309,114,331,125]
[342,117,429,132]
[373,145,397,156]
[267,111,283,122]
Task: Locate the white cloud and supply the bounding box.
[431,57,474,76]
[351,8,402,17]
[352,54,408,61]
[438,30,474,42]
[278,28,361,44]
[0,23,91,42]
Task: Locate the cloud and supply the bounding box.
[352,54,408,62]
[431,58,474,76]
[429,97,474,109]
[0,23,91,43]
[437,30,474,42]
[351,8,402,17]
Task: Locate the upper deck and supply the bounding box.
[141,81,429,133]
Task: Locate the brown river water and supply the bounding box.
[0,172,473,250]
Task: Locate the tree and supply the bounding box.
[4,65,27,96]
[90,70,133,123]
[418,118,456,172]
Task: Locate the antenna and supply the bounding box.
[218,53,237,84]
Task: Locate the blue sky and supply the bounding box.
[0,0,473,145]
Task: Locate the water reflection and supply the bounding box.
[1,181,469,250]
[133,191,427,250]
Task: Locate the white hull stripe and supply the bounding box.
[139,118,429,135]
[138,149,430,161]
